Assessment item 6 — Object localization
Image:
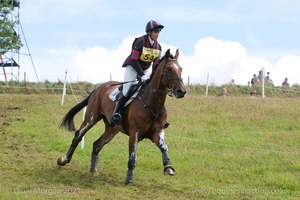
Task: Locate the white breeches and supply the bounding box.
[122,65,151,96]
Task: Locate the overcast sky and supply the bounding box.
[2,0,300,86]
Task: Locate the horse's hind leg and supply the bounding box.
[57,115,97,166]
[90,120,118,175]
[153,130,175,176]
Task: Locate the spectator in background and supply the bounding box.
[219,87,228,97]
[257,70,263,81]
[251,74,260,86]
[230,79,235,86]
[250,90,258,97]
[265,72,274,85]
[282,77,290,87]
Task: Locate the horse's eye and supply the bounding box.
[167,67,172,72]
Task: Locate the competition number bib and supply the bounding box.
[140,47,160,62]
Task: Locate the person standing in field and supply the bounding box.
[282,77,290,87]
[230,79,235,86]
[257,70,263,81]
[265,72,274,85]
[251,74,260,86]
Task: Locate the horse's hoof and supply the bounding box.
[57,157,68,166]
[125,170,133,185]
[164,166,175,176]
[90,170,99,176]
[125,180,132,185]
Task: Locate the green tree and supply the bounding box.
[0,0,22,54]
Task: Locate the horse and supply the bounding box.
[57,49,186,184]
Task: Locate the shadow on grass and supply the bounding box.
[31,159,186,199]
[36,161,179,190]
[38,164,123,188]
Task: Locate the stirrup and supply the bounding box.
[111,113,122,125]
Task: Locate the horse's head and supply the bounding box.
[160,49,186,98]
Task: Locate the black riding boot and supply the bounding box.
[164,121,170,129]
[110,94,126,126]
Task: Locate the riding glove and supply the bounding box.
[141,74,150,82]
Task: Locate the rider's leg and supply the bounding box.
[122,65,138,96]
[110,93,126,126]
[110,65,136,126]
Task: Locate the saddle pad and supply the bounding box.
[109,87,139,107]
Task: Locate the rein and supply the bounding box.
[137,96,165,119]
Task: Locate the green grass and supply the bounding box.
[0,94,300,199]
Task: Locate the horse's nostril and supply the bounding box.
[176,89,186,98]
[180,89,186,94]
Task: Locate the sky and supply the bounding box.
[2,0,300,86]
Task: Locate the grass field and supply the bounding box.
[0,93,300,199]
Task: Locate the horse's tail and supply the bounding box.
[60,90,95,132]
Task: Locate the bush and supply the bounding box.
[1,81,300,97]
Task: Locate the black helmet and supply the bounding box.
[145,20,164,32]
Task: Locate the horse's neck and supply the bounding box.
[142,67,167,112]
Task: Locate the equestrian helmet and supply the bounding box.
[145,20,164,32]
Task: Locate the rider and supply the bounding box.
[110,20,164,126]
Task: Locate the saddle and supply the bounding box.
[109,81,144,107]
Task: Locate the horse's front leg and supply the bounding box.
[125,131,139,185]
[154,130,175,176]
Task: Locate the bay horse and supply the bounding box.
[57,49,186,184]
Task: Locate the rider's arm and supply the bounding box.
[132,60,144,76]
[130,38,144,76]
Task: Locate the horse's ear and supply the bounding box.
[165,49,170,59]
[175,49,179,60]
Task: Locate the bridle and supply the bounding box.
[161,59,183,96]
[162,59,183,83]
[137,56,183,118]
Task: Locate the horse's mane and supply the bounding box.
[149,50,175,82]
[158,53,174,64]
